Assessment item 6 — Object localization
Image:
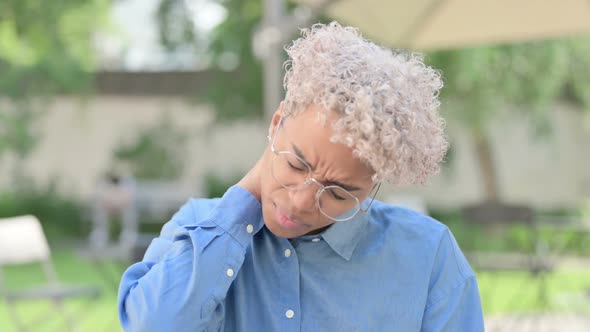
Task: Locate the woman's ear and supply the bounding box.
[268,101,284,139]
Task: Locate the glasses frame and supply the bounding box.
[269,117,381,222]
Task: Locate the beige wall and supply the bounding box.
[403,103,590,210]
[1,96,589,210]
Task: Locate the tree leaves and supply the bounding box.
[0,0,107,168]
[427,37,590,134]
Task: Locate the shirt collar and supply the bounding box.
[320,209,369,261]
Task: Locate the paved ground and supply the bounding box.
[486,313,590,332]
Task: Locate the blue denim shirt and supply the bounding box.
[118,186,484,331]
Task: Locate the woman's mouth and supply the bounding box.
[275,205,307,230]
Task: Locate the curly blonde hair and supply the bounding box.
[282,22,448,186]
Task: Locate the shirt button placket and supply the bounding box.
[279,241,300,332]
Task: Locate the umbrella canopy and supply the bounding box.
[297,0,590,50]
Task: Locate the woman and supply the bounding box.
[118,22,484,331]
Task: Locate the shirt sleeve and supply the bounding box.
[117,186,263,332]
[420,229,485,332]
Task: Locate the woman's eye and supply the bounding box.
[287,161,306,172]
[329,189,346,201]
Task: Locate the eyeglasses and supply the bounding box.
[270,118,381,222]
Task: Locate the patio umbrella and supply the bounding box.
[296,0,590,50]
[259,0,590,117]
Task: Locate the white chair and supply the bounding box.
[0,215,101,332]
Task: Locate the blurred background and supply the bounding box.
[1,0,590,331]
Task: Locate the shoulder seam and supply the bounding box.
[426,275,477,309]
[445,229,470,280]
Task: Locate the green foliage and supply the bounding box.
[477,269,590,314]
[567,39,590,107]
[0,0,108,98]
[0,0,109,166]
[204,172,243,198]
[427,38,590,133]
[157,0,307,121]
[0,104,40,159]
[157,0,197,52]
[200,0,265,121]
[113,116,188,180]
[0,180,87,238]
[580,197,590,221]
[436,209,590,255]
[426,38,590,201]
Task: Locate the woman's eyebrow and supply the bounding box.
[292,143,361,192]
[327,181,361,192]
[292,143,310,166]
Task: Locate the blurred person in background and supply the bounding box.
[91,168,138,257]
[118,22,484,331]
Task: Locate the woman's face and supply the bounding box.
[259,104,375,239]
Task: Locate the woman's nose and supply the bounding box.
[288,185,318,213]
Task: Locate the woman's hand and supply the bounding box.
[236,156,264,202]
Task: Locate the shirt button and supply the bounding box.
[284,249,291,257]
[285,309,295,319]
[311,238,320,242]
[226,268,234,277]
[246,224,254,233]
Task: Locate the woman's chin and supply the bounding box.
[261,198,327,238]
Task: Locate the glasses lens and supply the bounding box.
[271,151,310,189]
[318,186,360,221]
